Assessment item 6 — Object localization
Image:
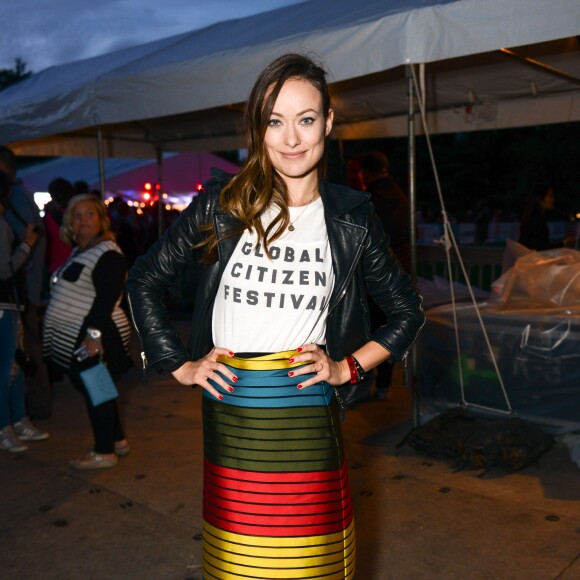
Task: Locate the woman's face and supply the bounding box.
[71,200,101,246]
[263,78,333,187]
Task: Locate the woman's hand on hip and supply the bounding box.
[288,344,350,389]
[172,347,237,400]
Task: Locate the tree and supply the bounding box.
[0,58,32,91]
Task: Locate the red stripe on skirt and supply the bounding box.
[203,506,354,537]
[204,458,349,484]
[204,462,353,536]
[205,489,352,515]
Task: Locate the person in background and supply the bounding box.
[518,181,555,251]
[127,53,424,579]
[346,156,365,191]
[73,180,90,195]
[74,180,101,199]
[0,171,49,452]
[0,145,53,420]
[43,177,76,275]
[360,150,412,401]
[360,151,411,272]
[43,194,132,469]
[108,197,141,269]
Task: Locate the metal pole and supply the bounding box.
[406,64,420,427]
[156,146,164,239]
[96,126,106,200]
[499,48,580,86]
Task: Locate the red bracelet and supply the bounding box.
[345,355,358,384]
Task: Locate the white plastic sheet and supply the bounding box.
[491,248,580,312]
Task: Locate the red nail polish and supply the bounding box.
[288,371,294,377]
[232,376,238,382]
[288,358,294,363]
[297,384,303,389]
[229,351,234,356]
[218,395,224,400]
[297,347,303,352]
[228,387,234,393]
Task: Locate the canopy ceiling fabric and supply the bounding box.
[2,0,579,157]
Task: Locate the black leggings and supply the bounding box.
[66,358,125,454]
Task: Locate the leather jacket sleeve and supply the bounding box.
[362,206,425,361]
[126,190,211,373]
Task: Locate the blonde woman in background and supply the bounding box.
[43,194,132,469]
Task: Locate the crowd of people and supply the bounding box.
[0,146,133,466]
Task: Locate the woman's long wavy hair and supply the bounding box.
[199,53,332,262]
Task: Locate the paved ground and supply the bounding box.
[2,327,580,580]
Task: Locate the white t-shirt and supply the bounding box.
[212,197,334,353]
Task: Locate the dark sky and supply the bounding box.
[2,0,305,73]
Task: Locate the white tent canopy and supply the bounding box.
[1,0,579,157]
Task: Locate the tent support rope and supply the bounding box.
[409,66,514,416]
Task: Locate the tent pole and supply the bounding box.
[96,126,106,200]
[406,64,420,427]
[499,48,580,85]
[156,146,164,239]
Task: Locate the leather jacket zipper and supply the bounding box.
[126,292,149,384]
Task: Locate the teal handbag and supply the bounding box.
[80,362,118,406]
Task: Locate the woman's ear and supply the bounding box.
[325,109,334,137]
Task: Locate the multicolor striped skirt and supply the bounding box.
[203,351,355,579]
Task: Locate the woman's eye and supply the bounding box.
[268,119,281,127]
[300,117,315,126]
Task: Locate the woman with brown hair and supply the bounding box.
[128,54,424,578]
[43,194,132,469]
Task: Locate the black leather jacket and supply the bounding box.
[127,169,424,404]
